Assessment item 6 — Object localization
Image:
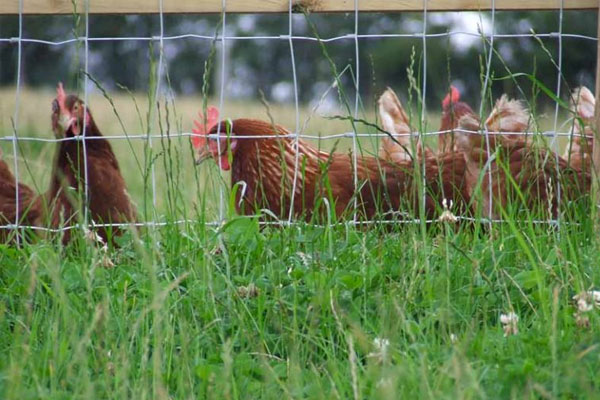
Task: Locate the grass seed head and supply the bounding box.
[83,227,105,246]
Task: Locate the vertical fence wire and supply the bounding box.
[480,0,496,225]
[287,0,301,224]
[11,0,23,245]
[216,0,228,223]
[551,0,565,229]
[420,0,428,215]
[81,0,91,228]
[351,0,360,224]
[150,0,165,214]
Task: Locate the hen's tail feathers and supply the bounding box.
[571,86,595,123]
[377,87,417,162]
[563,86,595,169]
[378,87,410,137]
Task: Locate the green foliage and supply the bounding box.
[1,217,600,398]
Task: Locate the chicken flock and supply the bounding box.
[0,82,595,245]
[192,85,594,223]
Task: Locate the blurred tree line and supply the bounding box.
[0,10,596,108]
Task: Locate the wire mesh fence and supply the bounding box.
[0,0,597,240]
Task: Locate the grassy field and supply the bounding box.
[1,87,600,398]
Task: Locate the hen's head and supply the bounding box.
[192,106,239,170]
[440,86,475,131]
[52,82,93,138]
[442,85,460,110]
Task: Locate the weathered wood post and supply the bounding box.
[594,0,600,211]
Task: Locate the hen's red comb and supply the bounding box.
[442,85,460,109]
[191,106,219,149]
[56,82,68,114]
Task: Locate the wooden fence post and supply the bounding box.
[594,0,600,209]
[0,0,598,14]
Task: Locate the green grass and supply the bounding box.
[1,216,600,398]
[1,88,600,398]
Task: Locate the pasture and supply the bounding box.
[1,87,599,398]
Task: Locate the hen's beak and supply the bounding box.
[52,101,75,136]
[194,146,212,165]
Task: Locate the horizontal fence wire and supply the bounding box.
[1,0,594,235]
[0,216,573,232]
[0,32,597,45]
[0,129,585,142]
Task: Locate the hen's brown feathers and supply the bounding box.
[48,97,136,243]
[0,159,44,242]
[0,90,136,244]
[212,118,469,221]
[456,99,590,219]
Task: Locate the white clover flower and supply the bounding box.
[368,337,390,364]
[296,251,312,267]
[500,312,519,337]
[589,291,600,307]
[438,198,458,223]
[576,297,593,313]
[574,313,590,328]
[237,283,260,298]
[573,291,600,312]
[572,290,600,329]
[100,254,115,269]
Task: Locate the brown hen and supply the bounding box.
[457,96,589,219]
[193,117,469,222]
[378,87,471,216]
[0,83,136,244]
[49,83,137,243]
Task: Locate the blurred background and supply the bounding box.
[0,11,596,108]
[0,10,597,219]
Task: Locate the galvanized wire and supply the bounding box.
[1,5,591,234]
[10,0,23,245]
